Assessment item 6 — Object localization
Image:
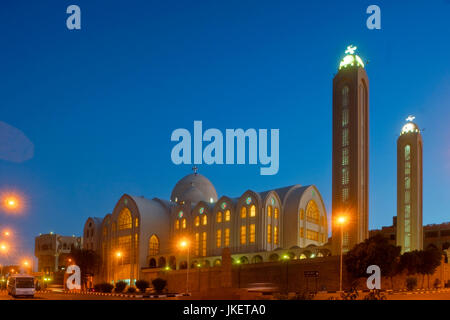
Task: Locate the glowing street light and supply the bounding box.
[178,239,190,295]
[336,215,347,292]
[0,243,8,253]
[1,193,22,213]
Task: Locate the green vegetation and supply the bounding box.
[135,280,150,293]
[152,278,167,294]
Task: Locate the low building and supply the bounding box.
[34,233,82,273]
[370,217,450,250]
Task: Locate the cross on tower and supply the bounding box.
[345,45,357,55]
[406,115,415,122]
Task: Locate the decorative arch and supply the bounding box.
[149,258,157,268]
[158,256,166,268]
[269,253,279,262]
[251,255,263,264]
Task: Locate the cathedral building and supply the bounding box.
[396,117,423,253]
[83,172,330,284]
[331,46,369,254]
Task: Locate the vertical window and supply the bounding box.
[202,215,207,226]
[299,209,304,220]
[250,205,256,217]
[195,216,200,227]
[405,145,411,161]
[240,226,246,245]
[267,205,272,217]
[343,231,349,249]
[216,229,222,248]
[274,226,279,245]
[300,227,304,238]
[274,208,279,219]
[135,218,139,228]
[306,229,319,241]
[342,109,349,127]
[202,232,207,256]
[342,167,349,185]
[224,228,230,247]
[249,224,255,243]
[342,148,349,166]
[216,211,222,223]
[241,207,247,218]
[342,128,349,147]
[175,220,179,230]
[225,210,231,221]
[267,224,272,243]
[342,188,349,202]
[194,233,199,256]
[182,218,186,229]
[342,86,349,107]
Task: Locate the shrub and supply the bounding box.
[406,277,417,291]
[115,281,127,293]
[152,278,167,294]
[127,286,136,294]
[135,280,150,293]
[94,283,113,293]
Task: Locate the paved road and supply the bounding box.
[0,290,139,300]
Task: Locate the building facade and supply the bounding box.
[396,118,423,253]
[34,233,82,273]
[332,46,369,254]
[83,172,330,285]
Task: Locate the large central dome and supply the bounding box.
[171,173,218,204]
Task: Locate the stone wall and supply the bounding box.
[141,255,450,293]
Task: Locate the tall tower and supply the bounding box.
[396,116,423,253]
[332,45,369,255]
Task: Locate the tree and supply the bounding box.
[135,280,150,293]
[345,234,402,288]
[152,278,167,294]
[68,245,101,289]
[399,251,421,275]
[417,247,442,288]
[115,280,127,293]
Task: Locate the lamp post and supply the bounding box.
[179,239,190,295]
[337,216,347,292]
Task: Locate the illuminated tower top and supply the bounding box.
[401,116,421,135]
[339,45,365,70]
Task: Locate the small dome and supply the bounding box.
[171,173,218,204]
[339,45,365,70]
[401,122,420,135]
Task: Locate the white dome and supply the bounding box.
[401,122,420,135]
[171,173,218,204]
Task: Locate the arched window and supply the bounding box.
[267,224,272,243]
[135,218,139,228]
[306,200,320,224]
[225,210,231,221]
[118,208,132,230]
[241,207,247,218]
[148,235,159,256]
[216,211,222,223]
[267,205,272,217]
[202,215,207,225]
[195,216,200,227]
[274,207,279,219]
[249,224,255,243]
[250,205,256,217]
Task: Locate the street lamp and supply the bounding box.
[337,216,347,292]
[178,239,190,295]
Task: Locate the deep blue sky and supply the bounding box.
[0,0,449,261]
